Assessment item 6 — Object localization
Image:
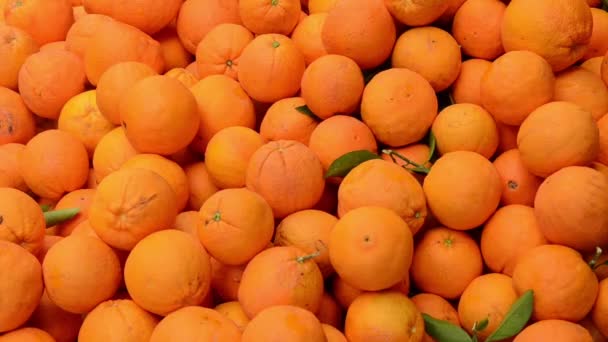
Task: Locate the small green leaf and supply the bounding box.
[485,290,534,342]
[40,204,52,212]
[324,150,381,178]
[473,317,490,333]
[427,130,437,162]
[423,313,473,342]
[44,208,80,228]
[295,105,321,121]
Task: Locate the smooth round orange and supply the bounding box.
[554,67,608,120]
[176,0,242,54]
[18,49,86,119]
[42,234,121,314]
[0,188,45,254]
[496,123,519,154]
[0,86,35,144]
[345,291,424,341]
[291,13,328,65]
[385,0,447,27]
[322,324,347,342]
[92,127,139,183]
[308,0,337,13]
[0,24,38,90]
[154,27,192,72]
[517,101,599,178]
[0,327,55,341]
[423,151,502,230]
[452,0,505,60]
[210,257,246,302]
[246,140,325,218]
[331,276,365,309]
[411,227,483,299]
[195,23,253,81]
[322,0,396,70]
[239,0,300,35]
[582,56,604,76]
[259,96,318,145]
[501,0,592,72]
[204,126,264,189]
[58,90,115,155]
[329,206,414,291]
[512,244,599,321]
[39,41,66,53]
[316,292,343,328]
[20,129,89,200]
[411,293,460,342]
[53,188,96,237]
[242,305,326,342]
[150,306,240,342]
[28,290,82,342]
[592,278,608,338]
[535,166,608,251]
[64,13,115,58]
[480,50,555,126]
[0,143,27,191]
[4,0,73,46]
[431,103,499,159]
[172,211,203,244]
[514,320,593,342]
[361,68,438,147]
[120,75,200,155]
[124,229,212,316]
[120,153,189,212]
[300,54,364,120]
[481,205,547,276]
[199,188,274,265]
[493,149,542,206]
[585,8,608,60]
[215,301,250,332]
[185,61,200,79]
[89,168,178,250]
[189,74,256,152]
[0,240,43,332]
[238,34,305,103]
[450,58,491,106]
[598,115,608,165]
[184,162,219,211]
[458,273,518,340]
[392,26,461,92]
[95,61,158,125]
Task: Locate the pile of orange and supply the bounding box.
[1,0,608,341]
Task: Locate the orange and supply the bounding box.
[344,291,424,341]
[210,257,246,302]
[0,143,27,191]
[241,305,326,342]
[501,0,593,72]
[431,103,499,159]
[300,54,364,120]
[411,227,483,299]
[450,58,492,106]
[88,168,178,250]
[0,327,55,341]
[58,90,115,155]
[514,320,593,342]
[385,0,448,27]
[423,151,502,230]
[215,301,250,332]
[517,101,599,177]
[258,97,318,145]
[154,27,192,71]
[64,13,114,58]
[512,244,599,321]
[0,24,38,90]
[39,40,66,53]
[237,33,306,103]
[585,9,608,60]
[274,209,338,278]
[0,86,35,144]
[438,0,467,23]
[0,188,45,255]
[534,166,608,252]
[554,67,608,120]
[4,0,73,46]
[195,23,253,81]
[308,0,337,13]
[451,0,505,60]
[53,188,96,237]
[92,127,139,183]
[184,162,219,211]
[579,315,608,342]
[28,290,82,342]
[316,292,343,328]
[329,206,414,291]
[150,306,241,341]
[204,126,265,189]
[239,0,301,35]
[198,188,274,265]
[496,123,519,154]
[322,0,396,70]
[42,234,122,314]
[582,56,604,76]
[331,275,365,309]
[337,159,427,235]
[411,293,461,342]
[599,115,608,165]
[124,230,212,316]
[120,153,190,212]
[189,74,256,152]
[392,26,461,92]
[492,149,542,206]
[290,13,328,65]
[164,67,198,88]
[20,129,89,200]
[322,324,347,342]
[592,278,608,338]
[36,236,62,263]
[380,143,431,185]
[481,205,547,276]
[18,49,86,119]
[246,140,325,218]
[120,75,200,155]
[172,211,203,244]
[95,61,158,125]
[361,68,438,147]
[480,50,555,126]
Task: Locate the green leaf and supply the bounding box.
[602,0,608,11]
[423,313,473,342]
[295,105,321,121]
[44,208,80,228]
[427,130,437,163]
[473,317,490,333]
[40,204,52,212]
[324,150,381,178]
[485,290,534,342]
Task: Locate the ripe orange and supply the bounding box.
[582,56,604,76]
[4,0,73,46]
[0,327,55,341]
[452,0,506,60]
[154,27,193,72]
[585,8,608,60]
[53,188,96,237]
[64,13,114,58]
[215,301,250,332]
[492,149,542,206]
[210,257,246,302]
[258,97,318,145]
[450,58,492,106]
[92,127,139,183]
[184,162,219,211]
[316,292,343,328]
[0,24,39,90]
[554,67,608,121]
[514,320,593,342]
[149,306,241,341]
[28,290,82,342]
[385,0,448,27]
[241,305,326,341]
[239,0,301,35]
[0,143,27,191]
[322,324,348,342]
[411,293,461,342]
[195,23,253,81]
[290,13,328,65]
[0,86,36,145]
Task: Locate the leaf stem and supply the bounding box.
[589,246,603,269]
[296,250,321,264]
[381,149,431,174]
